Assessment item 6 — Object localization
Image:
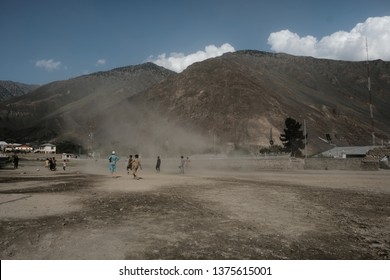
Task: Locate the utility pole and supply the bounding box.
[269,127,274,146]
[366,38,375,146]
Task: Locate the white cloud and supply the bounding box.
[148,43,235,72]
[96,59,106,66]
[267,16,390,61]
[35,59,62,71]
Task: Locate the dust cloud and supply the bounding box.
[61,95,215,160]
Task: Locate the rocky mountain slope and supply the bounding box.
[0,63,175,145]
[1,51,389,155]
[0,81,39,101]
[129,51,390,153]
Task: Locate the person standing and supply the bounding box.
[108,151,120,177]
[49,157,56,171]
[179,155,185,174]
[185,156,191,170]
[13,154,19,169]
[156,156,161,172]
[126,155,133,175]
[62,160,67,171]
[132,154,142,179]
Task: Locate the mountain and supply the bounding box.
[128,51,390,154]
[1,51,389,156]
[0,81,39,101]
[0,63,175,144]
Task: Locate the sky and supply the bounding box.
[1,0,389,85]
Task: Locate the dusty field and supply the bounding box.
[1,157,389,260]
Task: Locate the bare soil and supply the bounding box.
[1,157,389,260]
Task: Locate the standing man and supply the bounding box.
[185,156,191,170]
[126,155,133,175]
[179,155,185,174]
[132,154,142,179]
[13,154,19,169]
[156,156,161,173]
[108,151,120,177]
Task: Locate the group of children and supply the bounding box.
[108,152,191,178]
[179,155,190,174]
[45,157,66,171]
[125,154,142,179]
[108,151,142,179]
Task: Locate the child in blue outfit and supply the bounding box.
[108,151,120,177]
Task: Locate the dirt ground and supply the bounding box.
[1,156,389,260]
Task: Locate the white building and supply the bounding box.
[319,146,381,158]
[4,143,21,152]
[0,141,7,152]
[39,143,56,154]
[15,144,34,153]
[62,153,78,160]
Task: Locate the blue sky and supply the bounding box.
[1,0,389,85]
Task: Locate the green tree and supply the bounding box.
[279,117,306,157]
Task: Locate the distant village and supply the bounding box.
[0,139,389,171]
[0,141,56,154]
[0,141,82,168]
[0,141,81,159]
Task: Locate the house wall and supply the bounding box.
[168,157,378,171]
[15,146,33,152]
[304,158,379,171]
[174,157,305,171]
[39,146,56,154]
[140,157,379,171]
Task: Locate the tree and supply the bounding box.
[279,117,307,157]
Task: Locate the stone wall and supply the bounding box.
[304,158,379,171]
[185,157,305,171]
[146,157,379,172]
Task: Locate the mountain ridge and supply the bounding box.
[1,51,389,155]
[0,80,39,101]
[128,50,390,153]
[0,62,176,144]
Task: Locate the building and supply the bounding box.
[39,143,56,154]
[0,141,7,152]
[4,143,22,152]
[319,146,381,158]
[14,144,33,153]
[61,153,78,160]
